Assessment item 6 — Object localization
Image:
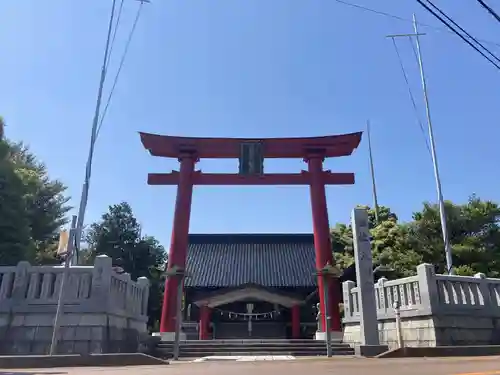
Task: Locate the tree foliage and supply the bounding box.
[0,140,33,264]
[332,197,500,278]
[85,202,166,328]
[0,118,70,265]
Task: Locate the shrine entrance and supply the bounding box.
[193,285,301,339]
[139,132,362,340]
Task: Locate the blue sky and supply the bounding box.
[1,0,499,247]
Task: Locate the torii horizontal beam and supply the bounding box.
[148,171,355,185]
[139,132,363,159]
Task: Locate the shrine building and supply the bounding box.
[182,233,319,340]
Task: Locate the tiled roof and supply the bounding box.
[185,234,317,288]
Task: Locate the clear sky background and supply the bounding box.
[1,0,499,248]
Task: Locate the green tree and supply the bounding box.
[0,140,33,265]
[371,220,422,277]
[0,117,71,265]
[0,116,5,140]
[8,141,70,263]
[331,206,397,269]
[85,202,166,328]
[409,195,500,276]
[332,205,420,277]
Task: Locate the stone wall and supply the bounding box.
[0,255,150,355]
[342,264,500,349]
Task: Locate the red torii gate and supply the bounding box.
[140,132,362,338]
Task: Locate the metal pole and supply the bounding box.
[322,274,332,357]
[173,276,183,360]
[412,13,454,275]
[367,120,379,225]
[73,0,117,265]
[393,301,404,349]
[49,215,77,355]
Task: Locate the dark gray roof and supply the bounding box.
[185,234,317,288]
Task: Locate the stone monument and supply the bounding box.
[351,208,388,356]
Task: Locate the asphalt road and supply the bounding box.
[3,356,500,375]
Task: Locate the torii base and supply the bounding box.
[314,331,344,342]
[153,332,187,342]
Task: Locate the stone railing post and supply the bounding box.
[90,255,113,310]
[122,273,132,312]
[377,277,388,314]
[137,277,150,317]
[342,280,356,320]
[12,261,30,301]
[0,270,15,301]
[416,263,439,314]
[474,273,493,313]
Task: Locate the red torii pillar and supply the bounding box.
[307,154,342,334]
[199,305,211,340]
[159,154,196,336]
[291,304,301,339]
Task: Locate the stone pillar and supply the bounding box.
[351,208,388,356]
[306,154,341,333]
[160,154,196,336]
[199,305,211,340]
[137,277,150,317]
[12,261,30,301]
[91,255,113,307]
[291,305,300,339]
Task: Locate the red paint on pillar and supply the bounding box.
[159,155,196,333]
[307,155,342,333]
[291,305,300,339]
[199,305,211,340]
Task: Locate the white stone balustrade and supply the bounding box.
[0,255,150,355]
[342,263,500,322]
[0,255,149,320]
[342,263,500,348]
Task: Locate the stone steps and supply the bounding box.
[156,339,354,359]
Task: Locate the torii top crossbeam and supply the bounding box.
[139,132,362,159]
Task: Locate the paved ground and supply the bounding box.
[3,356,500,375]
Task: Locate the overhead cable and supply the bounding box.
[390,37,432,157]
[476,0,500,24]
[416,0,500,70]
[96,1,146,139]
[424,0,500,64]
[333,0,500,48]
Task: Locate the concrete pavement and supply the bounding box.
[3,356,500,375]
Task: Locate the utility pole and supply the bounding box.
[412,13,453,275]
[73,0,150,264]
[73,0,117,264]
[50,215,77,355]
[386,14,454,275]
[367,120,379,225]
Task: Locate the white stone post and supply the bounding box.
[342,280,356,320]
[416,264,439,314]
[137,277,150,317]
[91,255,113,309]
[351,208,388,356]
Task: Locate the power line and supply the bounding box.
[106,0,126,72]
[96,1,146,139]
[390,37,432,157]
[476,0,500,24]
[424,0,500,64]
[416,0,500,70]
[74,0,118,264]
[333,0,500,48]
